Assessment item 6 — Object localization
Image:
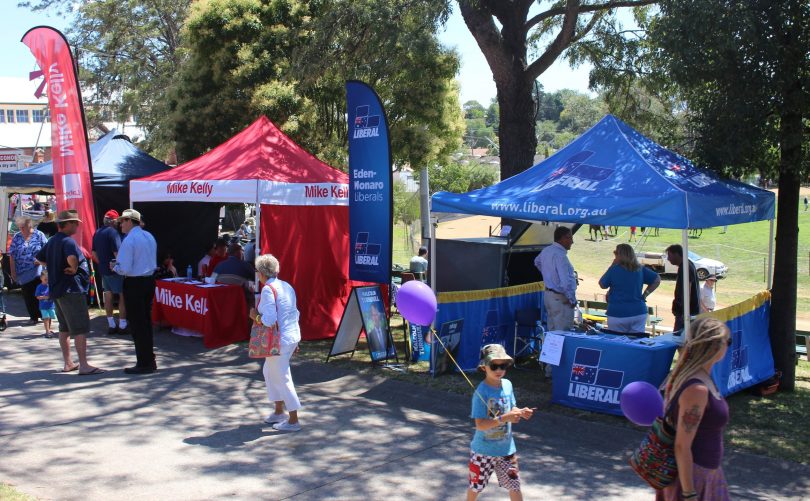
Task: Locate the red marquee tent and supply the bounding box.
[130,116,351,340]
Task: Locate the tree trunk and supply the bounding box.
[496,77,537,180]
[769,99,802,392]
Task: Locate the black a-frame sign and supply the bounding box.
[327,285,398,363]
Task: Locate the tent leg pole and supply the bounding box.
[682,229,690,334]
[767,218,775,289]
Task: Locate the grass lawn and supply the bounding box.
[0,483,34,501]
[301,313,810,465]
[568,206,810,322]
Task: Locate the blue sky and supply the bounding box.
[1,3,593,105]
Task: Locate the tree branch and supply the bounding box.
[526,0,657,31]
[525,0,580,80]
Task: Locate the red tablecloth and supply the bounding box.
[152,280,249,349]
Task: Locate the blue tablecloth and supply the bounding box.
[550,331,677,416]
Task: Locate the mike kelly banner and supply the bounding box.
[22,26,96,254]
[346,80,392,284]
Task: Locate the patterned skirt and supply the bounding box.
[655,463,730,501]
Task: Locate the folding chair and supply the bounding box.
[513,307,544,368]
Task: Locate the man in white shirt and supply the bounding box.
[700,275,717,312]
[113,209,158,374]
[534,226,577,332]
[409,246,429,282]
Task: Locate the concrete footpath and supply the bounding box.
[0,292,807,501]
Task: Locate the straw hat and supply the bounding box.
[55,209,82,223]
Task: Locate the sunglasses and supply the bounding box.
[488,362,511,371]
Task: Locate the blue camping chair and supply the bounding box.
[513,307,544,369]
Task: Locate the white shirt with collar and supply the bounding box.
[534,242,577,305]
[113,226,157,277]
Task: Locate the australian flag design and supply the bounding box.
[570,347,600,384]
[731,332,748,370]
[570,347,625,388]
[354,105,380,130]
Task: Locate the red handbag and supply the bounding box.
[248,285,281,358]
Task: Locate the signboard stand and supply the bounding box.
[328,285,398,364]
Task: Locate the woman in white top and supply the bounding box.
[249,254,303,431]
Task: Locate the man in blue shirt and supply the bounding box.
[113,209,158,374]
[213,243,254,282]
[534,226,577,331]
[92,209,127,334]
[35,210,103,375]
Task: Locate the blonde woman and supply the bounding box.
[598,243,661,334]
[249,254,302,431]
[656,317,731,501]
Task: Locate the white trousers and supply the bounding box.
[263,343,301,411]
[606,313,647,334]
[544,291,574,331]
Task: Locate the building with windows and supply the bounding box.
[0,76,146,169]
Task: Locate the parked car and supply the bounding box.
[638,250,728,280]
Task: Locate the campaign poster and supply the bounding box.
[346,80,392,284]
[357,285,397,362]
[431,319,464,377]
[408,322,431,362]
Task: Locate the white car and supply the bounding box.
[639,250,728,280]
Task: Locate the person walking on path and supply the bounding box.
[113,209,158,375]
[9,216,47,325]
[35,210,102,375]
[534,227,577,332]
[804,196,808,211]
[656,317,732,501]
[250,253,303,432]
[467,344,534,501]
[92,209,127,335]
[666,244,701,332]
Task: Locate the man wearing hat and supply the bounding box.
[35,210,103,375]
[700,274,718,312]
[113,209,158,374]
[92,209,127,335]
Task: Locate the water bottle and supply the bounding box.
[186,265,193,279]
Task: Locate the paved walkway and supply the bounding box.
[0,291,807,500]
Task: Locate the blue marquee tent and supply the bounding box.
[432,115,775,229]
[0,129,169,190]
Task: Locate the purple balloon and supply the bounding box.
[397,280,437,326]
[620,381,664,426]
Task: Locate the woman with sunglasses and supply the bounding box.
[657,317,732,501]
[467,344,534,501]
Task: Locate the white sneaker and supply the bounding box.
[272,420,302,432]
[263,412,287,425]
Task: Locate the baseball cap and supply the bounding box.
[104,209,119,219]
[479,344,513,367]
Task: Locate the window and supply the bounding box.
[0,110,4,123]
[32,109,46,123]
[16,110,29,123]
[6,110,14,123]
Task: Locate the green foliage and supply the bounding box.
[463,100,486,119]
[393,180,420,226]
[23,0,191,158]
[428,160,497,194]
[169,0,463,168]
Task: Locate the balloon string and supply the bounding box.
[431,328,499,419]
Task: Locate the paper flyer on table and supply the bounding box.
[539,333,565,366]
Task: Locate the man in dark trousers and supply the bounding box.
[665,244,701,332]
[35,210,103,375]
[113,209,158,374]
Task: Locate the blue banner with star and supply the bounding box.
[346,81,392,284]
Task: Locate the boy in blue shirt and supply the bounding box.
[468,344,534,500]
[35,271,56,338]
